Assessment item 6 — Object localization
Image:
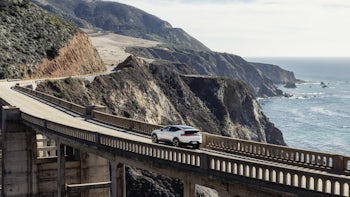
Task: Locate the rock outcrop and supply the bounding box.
[251,62,299,84]
[0,0,105,79]
[37,55,286,145]
[35,32,105,78]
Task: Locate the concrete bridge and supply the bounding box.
[0,81,349,196]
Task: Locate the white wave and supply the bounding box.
[291,95,309,100]
[303,92,323,95]
[286,108,305,118]
[299,81,320,85]
[309,107,350,117]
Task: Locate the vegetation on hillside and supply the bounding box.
[33,0,209,51]
[0,1,76,78]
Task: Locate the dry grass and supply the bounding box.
[83,28,160,65]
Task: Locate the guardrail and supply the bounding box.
[14,86,160,135]
[20,112,350,197]
[202,133,350,173]
[91,110,162,135]
[15,86,350,174]
[13,86,86,115]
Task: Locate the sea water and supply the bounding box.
[247,57,350,156]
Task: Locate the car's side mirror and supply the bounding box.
[160,128,163,131]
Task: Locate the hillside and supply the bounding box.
[33,0,209,51]
[37,55,286,145]
[33,0,299,97]
[0,0,105,79]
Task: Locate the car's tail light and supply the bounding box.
[181,133,192,136]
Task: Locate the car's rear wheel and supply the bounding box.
[173,138,180,147]
[192,144,200,149]
[152,134,158,143]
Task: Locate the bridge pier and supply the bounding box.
[184,176,196,197]
[1,106,38,196]
[110,162,126,197]
[57,142,66,197]
[80,151,110,196]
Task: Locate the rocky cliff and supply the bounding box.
[33,0,209,51]
[37,55,286,145]
[0,0,105,79]
[127,46,283,97]
[251,62,299,84]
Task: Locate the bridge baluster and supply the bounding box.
[184,153,188,164]
[339,181,347,197]
[250,166,256,178]
[227,162,232,173]
[298,174,303,188]
[323,179,328,193]
[331,180,338,195]
[339,181,345,196]
[264,169,269,181]
[315,177,321,192]
[269,169,275,182]
[179,152,183,163]
[216,160,221,171]
[241,164,246,176]
[283,172,288,185]
[276,171,281,184]
[165,150,169,160]
[209,159,214,170]
[291,173,296,187]
[233,163,238,174]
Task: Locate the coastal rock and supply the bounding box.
[320,82,328,88]
[284,82,297,88]
[126,166,183,197]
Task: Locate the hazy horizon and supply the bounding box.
[111,0,350,58]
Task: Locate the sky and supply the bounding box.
[110,0,350,57]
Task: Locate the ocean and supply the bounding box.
[246,57,350,156]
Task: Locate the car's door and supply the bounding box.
[158,126,169,140]
[167,126,180,141]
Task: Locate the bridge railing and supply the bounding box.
[21,112,201,167]
[15,86,350,173]
[13,86,86,115]
[20,112,350,197]
[91,110,162,135]
[202,132,350,173]
[209,154,350,196]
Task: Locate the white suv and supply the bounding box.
[151,125,202,149]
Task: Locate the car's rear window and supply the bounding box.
[185,130,199,135]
